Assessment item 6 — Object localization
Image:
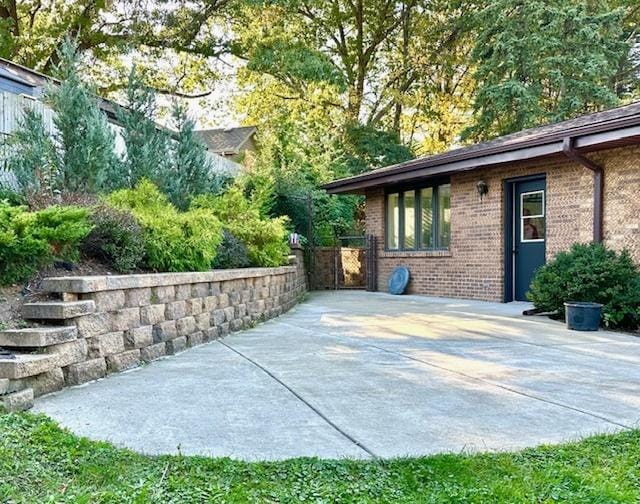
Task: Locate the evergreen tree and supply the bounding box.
[464,0,629,140]
[3,40,120,195]
[163,102,223,210]
[3,107,59,194]
[117,68,171,187]
[46,40,121,192]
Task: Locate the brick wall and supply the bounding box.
[366,145,640,301]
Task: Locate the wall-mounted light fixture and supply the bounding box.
[476,180,489,201]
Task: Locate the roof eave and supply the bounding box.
[324,123,640,194]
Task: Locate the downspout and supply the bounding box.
[562,137,604,243]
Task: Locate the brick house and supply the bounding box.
[323,103,640,302]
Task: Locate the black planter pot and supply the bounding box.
[564,302,603,331]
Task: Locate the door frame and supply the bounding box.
[503,173,547,302]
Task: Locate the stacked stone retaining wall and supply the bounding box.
[0,247,306,411]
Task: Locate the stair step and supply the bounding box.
[0,326,78,347]
[23,300,95,320]
[0,388,34,411]
[0,353,58,380]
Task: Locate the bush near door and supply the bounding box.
[527,242,640,330]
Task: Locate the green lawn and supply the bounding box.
[1,413,639,503]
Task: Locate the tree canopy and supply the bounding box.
[2,0,639,240]
[463,0,634,140]
[0,0,232,98]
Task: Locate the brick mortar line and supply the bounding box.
[216,339,378,459]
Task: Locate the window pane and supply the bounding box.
[522,191,544,217]
[420,187,433,248]
[403,190,415,249]
[438,184,451,247]
[522,217,545,241]
[386,193,399,249]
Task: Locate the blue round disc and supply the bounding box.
[388,266,410,295]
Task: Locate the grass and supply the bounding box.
[1,412,639,503]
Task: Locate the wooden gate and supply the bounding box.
[311,234,377,291]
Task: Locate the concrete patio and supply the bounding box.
[34,291,640,461]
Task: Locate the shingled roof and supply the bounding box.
[195,126,257,155]
[324,101,640,194]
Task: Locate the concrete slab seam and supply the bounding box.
[367,343,632,430]
[217,339,378,459]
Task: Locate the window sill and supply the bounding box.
[381,249,452,258]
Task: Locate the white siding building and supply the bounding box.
[0,58,240,189]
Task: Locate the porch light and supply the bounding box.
[476,180,488,201]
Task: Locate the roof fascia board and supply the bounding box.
[325,124,640,194]
[326,142,562,193]
[574,124,640,149]
[0,69,36,87]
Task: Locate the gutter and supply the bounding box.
[562,137,604,242]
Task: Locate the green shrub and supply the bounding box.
[0,204,50,284]
[528,242,640,329]
[0,187,26,206]
[0,203,91,285]
[213,230,251,269]
[29,206,92,261]
[82,206,145,272]
[192,187,289,268]
[107,180,222,272]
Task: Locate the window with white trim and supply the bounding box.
[520,190,545,242]
[385,183,451,250]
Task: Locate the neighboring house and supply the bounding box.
[196,126,257,163]
[323,102,640,302]
[0,57,123,145]
[0,58,240,184]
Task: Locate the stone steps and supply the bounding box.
[0,326,78,348]
[22,300,95,320]
[0,353,58,380]
[0,388,34,411]
[0,299,100,408]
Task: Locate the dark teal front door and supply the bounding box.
[513,178,546,301]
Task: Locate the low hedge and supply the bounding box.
[193,187,290,268]
[107,180,223,272]
[0,202,92,285]
[0,179,292,285]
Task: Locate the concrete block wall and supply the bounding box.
[0,247,306,411]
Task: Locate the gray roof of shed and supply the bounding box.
[0,57,179,135]
[0,57,124,122]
